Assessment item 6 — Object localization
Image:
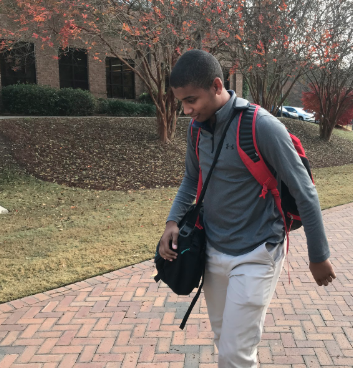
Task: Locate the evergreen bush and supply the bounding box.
[1,84,95,116]
[106,99,156,116]
[138,92,154,105]
[0,84,156,117]
[1,84,58,115]
[56,88,95,116]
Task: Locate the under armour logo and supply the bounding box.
[226,143,235,150]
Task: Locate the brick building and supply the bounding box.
[0,38,243,101]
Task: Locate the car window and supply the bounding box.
[285,107,294,112]
[295,108,305,114]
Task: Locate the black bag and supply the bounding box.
[154,204,205,296]
[154,102,240,330]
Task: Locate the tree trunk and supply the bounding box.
[156,90,180,143]
[169,111,178,140]
[157,110,169,144]
[166,89,179,141]
[319,117,334,141]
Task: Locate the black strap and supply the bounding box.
[179,260,205,330]
[179,102,243,330]
[188,101,240,226]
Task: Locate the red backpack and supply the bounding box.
[191,103,314,256]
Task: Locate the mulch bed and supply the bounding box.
[0,116,352,191]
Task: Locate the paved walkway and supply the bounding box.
[0,203,352,368]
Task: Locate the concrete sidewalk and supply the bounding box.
[0,203,352,368]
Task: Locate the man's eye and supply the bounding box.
[187,100,195,104]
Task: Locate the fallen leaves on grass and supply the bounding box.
[0,117,189,191]
[283,118,353,168]
[0,117,352,191]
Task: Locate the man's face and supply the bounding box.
[172,83,220,123]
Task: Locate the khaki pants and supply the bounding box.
[203,241,285,368]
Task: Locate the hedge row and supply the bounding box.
[0,84,156,117]
[96,98,155,117]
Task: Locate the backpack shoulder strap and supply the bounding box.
[237,104,278,196]
[190,119,200,152]
[237,104,291,266]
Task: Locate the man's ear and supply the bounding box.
[213,77,224,95]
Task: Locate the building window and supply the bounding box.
[106,58,135,99]
[59,48,89,90]
[0,42,36,86]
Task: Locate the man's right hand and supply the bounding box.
[159,221,179,262]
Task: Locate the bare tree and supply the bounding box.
[302,0,353,141]
[212,0,350,117]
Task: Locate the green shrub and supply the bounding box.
[0,84,95,116]
[0,84,155,117]
[106,99,156,116]
[56,88,95,116]
[1,84,58,115]
[138,92,154,105]
[96,98,109,114]
[137,103,156,116]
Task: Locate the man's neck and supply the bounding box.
[209,90,231,126]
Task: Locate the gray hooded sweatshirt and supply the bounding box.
[167,91,330,263]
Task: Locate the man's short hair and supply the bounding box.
[170,50,224,90]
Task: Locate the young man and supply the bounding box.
[159,50,336,367]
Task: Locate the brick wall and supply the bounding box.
[88,53,107,99]
[35,42,60,88]
[1,27,240,101]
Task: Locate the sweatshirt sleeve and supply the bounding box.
[166,121,200,224]
[256,111,330,263]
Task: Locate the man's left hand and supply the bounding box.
[309,259,336,286]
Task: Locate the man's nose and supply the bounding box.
[183,104,193,116]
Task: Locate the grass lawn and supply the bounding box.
[0,171,177,302]
[333,125,353,142]
[1,117,353,303]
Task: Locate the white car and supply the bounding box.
[276,107,298,119]
[284,106,315,123]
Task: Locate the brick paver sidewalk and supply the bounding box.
[0,203,352,368]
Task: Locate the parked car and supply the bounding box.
[283,106,315,123]
[276,107,298,119]
[304,109,320,124]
